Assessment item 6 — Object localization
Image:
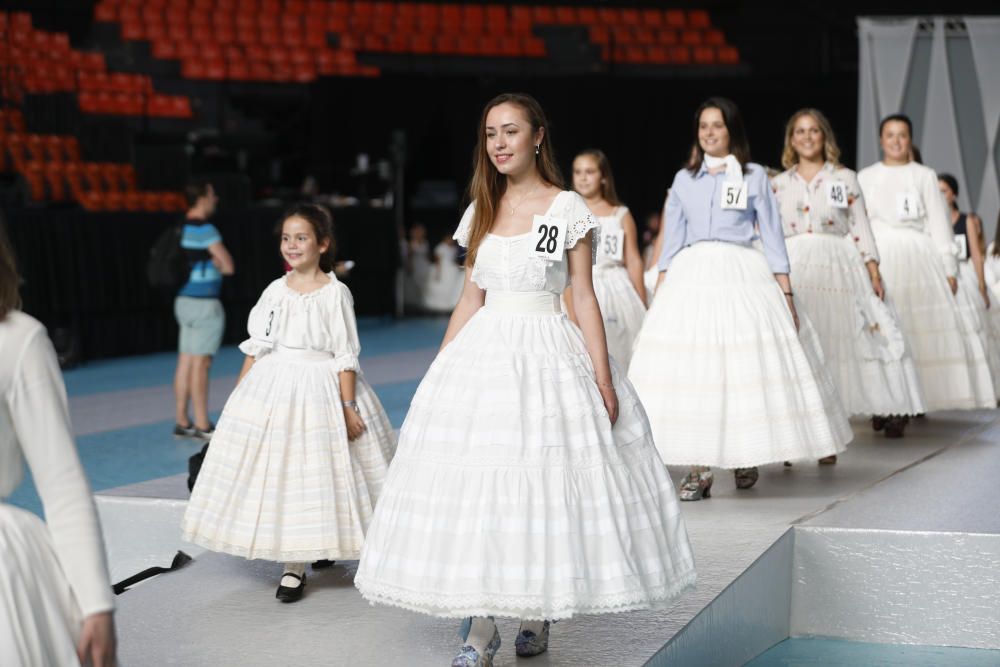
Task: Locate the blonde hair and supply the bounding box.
[781,108,842,170]
[464,93,564,268]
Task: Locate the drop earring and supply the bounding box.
[535,145,540,155]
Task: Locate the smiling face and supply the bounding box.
[484,102,543,178]
[281,215,329,272]
[572,154,603,199]
[698,107,730,158]
[791,113,825,162]
[880,120,912,164]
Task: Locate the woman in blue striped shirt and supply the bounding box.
[629,97,852,501]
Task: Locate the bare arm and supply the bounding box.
[440,267,486,350]
[621,211,646,307]
[568,233,618,424]
[208,240,235,276]
[237,355,255,384]
[563,284,578,323]
[774,273,799,331]
[969,214,989,307]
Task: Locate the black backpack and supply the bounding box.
[146,222,190,291]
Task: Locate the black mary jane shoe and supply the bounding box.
[275,572,306,603]
[312,559,336,569]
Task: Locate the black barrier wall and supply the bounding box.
[5,206,399,362]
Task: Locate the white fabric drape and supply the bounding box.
[967,18,1000,230]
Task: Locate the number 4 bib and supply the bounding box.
[896,190,921,221]
[531,215,567,261]
[720,181,748,210]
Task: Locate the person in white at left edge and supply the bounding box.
[772,108,925,440]
[0,222,117,667]
[628,97,852,501]
[354,93,695,667]
[939,173,1000,400]
[565,148,646,367]
[182,204,396,603]
[858,114,995,410]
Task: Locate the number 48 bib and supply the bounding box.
[531,215,567,261]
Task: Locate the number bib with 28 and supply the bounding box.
[531,214,568,261]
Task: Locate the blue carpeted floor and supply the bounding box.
[745,638,1000,666]
[9,317,447,516]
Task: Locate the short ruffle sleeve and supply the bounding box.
[560,191,601,252]
[329,282,361,373]
[239,281,282,358]
[453,202,475,248]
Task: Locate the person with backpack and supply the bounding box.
[172,180,233,440]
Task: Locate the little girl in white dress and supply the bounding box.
[182,204,396,602]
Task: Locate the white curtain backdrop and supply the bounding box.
[858,17,1000,238]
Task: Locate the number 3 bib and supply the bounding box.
[720,180,748,210]
[531,215,568,261]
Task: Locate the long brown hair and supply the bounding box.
[685,97,751,174]
[575,149,622,206]
[0,217,21,321]
[781,108,843,170]
[992,211,1000,258]
[464,92,564,267]
[276,203,337,273]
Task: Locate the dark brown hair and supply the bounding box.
[0,218,21,321]
[575,149,622,206]
[464,92,565,267]
[277,203,336,272]
[685,97,751,174]
[184,178,214,209]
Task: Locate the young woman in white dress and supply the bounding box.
[857,115,995,410]
[0,225,116,667]
[422,233,465,312]
[938,174,1000,399]
[182,204,396,602]
[354,93,696,666]
[629,97,852,501]
[565,149,646,366]
[772,109,925,438]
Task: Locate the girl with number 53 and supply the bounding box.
[354,92,695,667]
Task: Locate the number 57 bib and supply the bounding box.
[531,215,567,261]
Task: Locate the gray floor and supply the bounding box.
[104,409,1000,667]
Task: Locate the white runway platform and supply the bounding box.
[97,409,1000,666]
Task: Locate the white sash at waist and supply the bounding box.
[271,344,335,361]
[484,290,562,314]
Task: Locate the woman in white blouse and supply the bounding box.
[0,223,116,666]
[772,109,925,439]
[858,114,995,410]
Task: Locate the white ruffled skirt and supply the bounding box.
[181,348,396,562]
[628,242,852,468]
[786,233,925,416]
[870,223,994,410]
[354,291,696,620]
[0,504,83,667]
[956,261,1000,398]
[593,263,646,367]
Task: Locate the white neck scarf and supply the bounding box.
[704,154,743,182]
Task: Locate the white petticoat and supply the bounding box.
[786,233,925,416]
[354,291,696,620]
[956,261,1000,399]
[181,348,396,562]
[0,504,83,667]
[593,264,646,367]
[628,242,852,468]
[870,223,995,410]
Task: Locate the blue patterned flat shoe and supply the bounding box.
[451,626,500,667]
[515,620,551,657]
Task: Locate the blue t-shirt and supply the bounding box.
[178,221,223,298]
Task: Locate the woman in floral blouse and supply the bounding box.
[772,109,925,439]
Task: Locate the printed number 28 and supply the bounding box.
[535,224,559,254]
